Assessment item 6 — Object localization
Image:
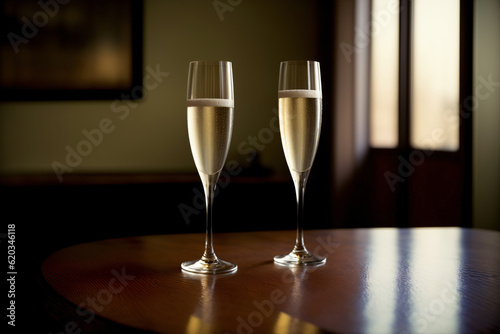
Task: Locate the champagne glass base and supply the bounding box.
[274,250,326,267]
[181,259,237,275]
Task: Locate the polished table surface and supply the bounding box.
[40,228,500,333]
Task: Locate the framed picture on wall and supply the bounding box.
[0,0,143,101]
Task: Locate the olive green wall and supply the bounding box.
[0,0,321,177]
[473,0,500,230]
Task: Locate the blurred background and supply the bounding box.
[0,0,499,260]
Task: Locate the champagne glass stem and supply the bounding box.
[274,167,324,266]
[201,173,218,262]
[182,170,237,274]
[293,171,308,253]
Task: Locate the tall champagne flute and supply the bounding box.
[182,60,237,274]
[274,60,326,266]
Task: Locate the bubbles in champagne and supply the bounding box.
[187,103,234,175]
[279,93,322,173]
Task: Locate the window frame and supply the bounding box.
[371,0,473,227]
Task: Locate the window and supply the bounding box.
[411,0,460,150]
[370,0,460,151]
[370,0,399,148]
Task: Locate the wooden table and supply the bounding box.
[40,228,500,333]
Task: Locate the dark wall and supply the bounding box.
[4,174,333,264]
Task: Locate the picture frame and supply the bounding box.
[0,0,143,101]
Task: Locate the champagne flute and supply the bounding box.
[274,60,326,266]
[182,60,237,274]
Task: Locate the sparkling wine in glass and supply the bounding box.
[274,60,326,266]
[182,60,237,274]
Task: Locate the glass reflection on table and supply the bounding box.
[183,272,218,334]
[273,311,322,334]
[272,266,323,334]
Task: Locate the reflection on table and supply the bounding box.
[40,228,500,333]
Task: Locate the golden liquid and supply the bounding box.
[279,96,322,173]
[187,104,233,175]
